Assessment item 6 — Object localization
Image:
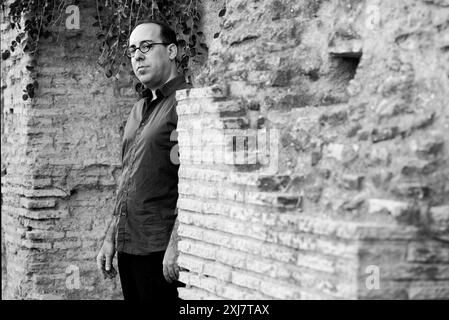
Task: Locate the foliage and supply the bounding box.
[1,0,72,100]
[1,0,208,100]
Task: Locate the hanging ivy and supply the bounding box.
[2,0,72,100]
[1,0,208,99]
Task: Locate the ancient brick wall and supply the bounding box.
[1,0,133,299]
[176,0,449,299]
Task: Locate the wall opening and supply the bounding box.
[327,52,362,103]
[331,53,361,81]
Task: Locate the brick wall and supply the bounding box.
[176,0,449,299]
[1,0,135,299]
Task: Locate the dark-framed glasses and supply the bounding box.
[125,41,170,58]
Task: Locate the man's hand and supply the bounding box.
[163,240,179,283]
[96,240,117,280]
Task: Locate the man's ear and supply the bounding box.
[167,43,178,61]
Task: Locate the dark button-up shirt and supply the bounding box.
[113,75,189,255]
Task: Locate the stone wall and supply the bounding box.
[176,0,449,299]
[1,0,133,299]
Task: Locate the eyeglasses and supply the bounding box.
[125,41,170,58]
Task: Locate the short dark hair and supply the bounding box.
[132,19,177,46]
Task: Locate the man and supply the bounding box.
[96,19,189,302]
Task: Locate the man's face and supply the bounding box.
[128,23,173,89]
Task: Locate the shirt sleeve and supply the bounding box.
[166,98,178,132]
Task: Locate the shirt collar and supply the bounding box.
[140,74,186,100]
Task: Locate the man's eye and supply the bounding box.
[141,43,152,50]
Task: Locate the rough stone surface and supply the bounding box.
[1,0,132,299]
[176,0,449,300]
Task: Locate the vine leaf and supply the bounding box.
[2,50,10,60]
[218,7,226,17]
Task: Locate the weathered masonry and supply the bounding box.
[1,0,449,299]
[1,0,127,299]
[175,0,449,299]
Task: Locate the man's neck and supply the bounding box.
[150,70,179,100]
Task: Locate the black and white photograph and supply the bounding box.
[0,0,448,312]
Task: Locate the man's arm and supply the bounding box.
[103,214,119,244]
[163,216,180,283]
[96,214,119,279]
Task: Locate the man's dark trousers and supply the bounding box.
[117,251,182,302]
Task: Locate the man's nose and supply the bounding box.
[134,49,145,60]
